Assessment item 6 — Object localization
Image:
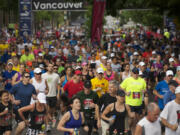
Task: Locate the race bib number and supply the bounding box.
[133,92,140,99]
[35,115,44,124]
[84,99,93,109]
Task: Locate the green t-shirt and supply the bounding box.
[120,77,146,106]
[20,54,35,63]
[76,90,99,119]
[58,66,64,74]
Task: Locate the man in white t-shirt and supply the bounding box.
[42,63,60,131]
[135,102,161,135]
[160,86,180,135]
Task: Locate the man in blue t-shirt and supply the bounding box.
[2,62,16,91]
[10,72,36,135]
[153,70,173,110]
[163,80,178,105]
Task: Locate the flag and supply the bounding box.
[91,0,106,44]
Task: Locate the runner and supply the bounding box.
[18,93,48,135]
[0,90,13,135]
[57,96,88,135]
[120,67,146,134]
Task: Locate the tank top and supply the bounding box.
[104,71,115,81]
[32,78,46,93]
[29,103,46,130]
[64,111,82,135]
[62,75,68,88]
[107,103,126,134]
[122,72,131,81]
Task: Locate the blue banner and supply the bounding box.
[19,0,32,40]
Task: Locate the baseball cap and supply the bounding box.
[7,62,13,65]
[175,86,180,94]
[75,66,81,70]
[166,70,174,76]
[168,80,178,87]
[97,68,104,74]
[177,66,180,71]
[38,52,43,57]
[169,58,174,63]
[51,46,54,49]
[34,68,42,74]
[75,70,82,75]
[84,80,92,88]
[132,67,139,74]
[116,90,125,97]
[101,56,107,60]
[171,53,175,57]
[139,61,145,66]
[133,52,139,56]
[82,62,87,66]
[152,51,156,55]
[39,64,44,69]
[37,93,46,104]
[110,53,115,58]
[26,61,32,67]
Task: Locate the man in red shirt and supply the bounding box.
[63,70,84,98]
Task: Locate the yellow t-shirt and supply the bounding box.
[100,64,107,71]
[91,77,109,97]
[120,77,146,106]
[13,65,20,72]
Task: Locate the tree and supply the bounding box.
[120,10,163,27]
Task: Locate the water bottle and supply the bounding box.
[41,124,45,131]
[73,128,79,135]
[109,115,116,125]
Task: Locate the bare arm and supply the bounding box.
[12,73,19,85]
[153,90,163,99]
[101,104,113,122]
[161,118,178,131]
[125,104,135,118]
[18,104,35,125]
[57,112,74,133]
[134,125,142,135]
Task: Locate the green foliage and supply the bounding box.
[120,10,163,27]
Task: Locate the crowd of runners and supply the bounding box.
[0,26,180,135]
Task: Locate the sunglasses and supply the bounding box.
[35,73,41,75]
[24,76,30,78]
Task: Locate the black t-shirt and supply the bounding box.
[76,90,99,119]
[0,102,13,126]
[99,93,117,113]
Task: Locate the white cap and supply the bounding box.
[34,68,42,74]
[110,53,115,57]
[38,52,43,56]
[97,68,104,74]
[171,53,175,57]
[133,52,139,56]
[175,86,180,94]
[37,93,46,104]
[101,56,107,60]
[139,71,143,75]
[7,62,13,65]
[139,61,146,66]
[51,46,54,49]
[152,51,156,54]
[39,64,44,68]
[169,58,174,63]
[75,66,81,70]
[166,70,174,76]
